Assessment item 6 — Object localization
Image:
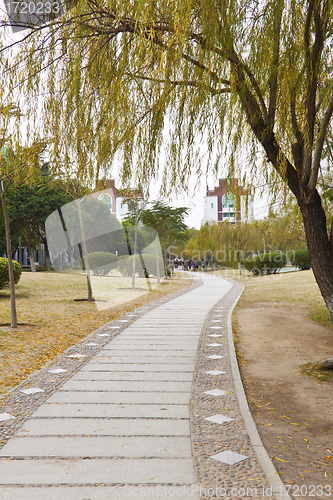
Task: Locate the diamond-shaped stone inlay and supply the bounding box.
[21,388,44,395]
[67,354,86,358]
[204,389,227,396]
[48,368,67,374]
[210,450,248,465]
[97,333,110,337]
[0,412,16,422]
[205,370,226,375]
[205,414,234,424]
[208,334,222,337]
[207,343,221,347]
[84,343,99,346]
[206,355,224,359]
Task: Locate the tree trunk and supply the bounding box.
[0,182,18,328]
[69,245,74,269]
[163,233,168,278]
[168,241,174,276]
[132,212,138,290]
[299,190,333,322]
[55,256,62,269]
[28,246,36,272]
[18,236,22,265]
[43,238,52,271]
[76,201,93,302]
[156,235,160,284]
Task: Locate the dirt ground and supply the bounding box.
[234,301,333,498]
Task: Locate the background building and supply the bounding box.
[202,178,253,225]
[93,179,145,221]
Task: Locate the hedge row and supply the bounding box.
[243,252,287,275]
[290,249,311,270]
[0,258,23,289]
[85,252,164,278]
[117,254,164,278]
[84,252,119,276]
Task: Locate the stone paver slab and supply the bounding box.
[71,372,193,381]
[80,363,194,372]
[103,343,198,349]
[47,392,190,405]
[0,458,195,484]
[58,380,191,392]
[33,404,189,419]
[117,336,198,340]
[0,436,191,458]
[93,356,195,363]
[0,486,200,500]
[16,418,190,436]
[99,350,196,356]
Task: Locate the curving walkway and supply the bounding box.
[0,273,290,499]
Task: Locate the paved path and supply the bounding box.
[0,273,288,499]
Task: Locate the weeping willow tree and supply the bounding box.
[2,0,333,320]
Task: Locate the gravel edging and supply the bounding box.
[189,277,291,499]
[0,276,202,449]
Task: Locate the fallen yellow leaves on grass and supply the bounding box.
[0,272,193,395]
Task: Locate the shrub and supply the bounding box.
[0,258,23,289]
[118,253,164,278]
[291,249,311,270]
[140,253,164,277]
[84,252,118,276]
[243,252,286,275]
[117,255,133,277]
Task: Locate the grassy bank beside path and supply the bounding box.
[214,268,332,327]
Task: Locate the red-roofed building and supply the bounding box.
[203,178,252,224]
[92,180,145,221]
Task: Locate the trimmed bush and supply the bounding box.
[291,249,311,270]
[243,252,287,275]
[85,252,118,276]
[117,255,133,277]
[118,253,164,278]
[139,253,164,277]
[0,257,23,289]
